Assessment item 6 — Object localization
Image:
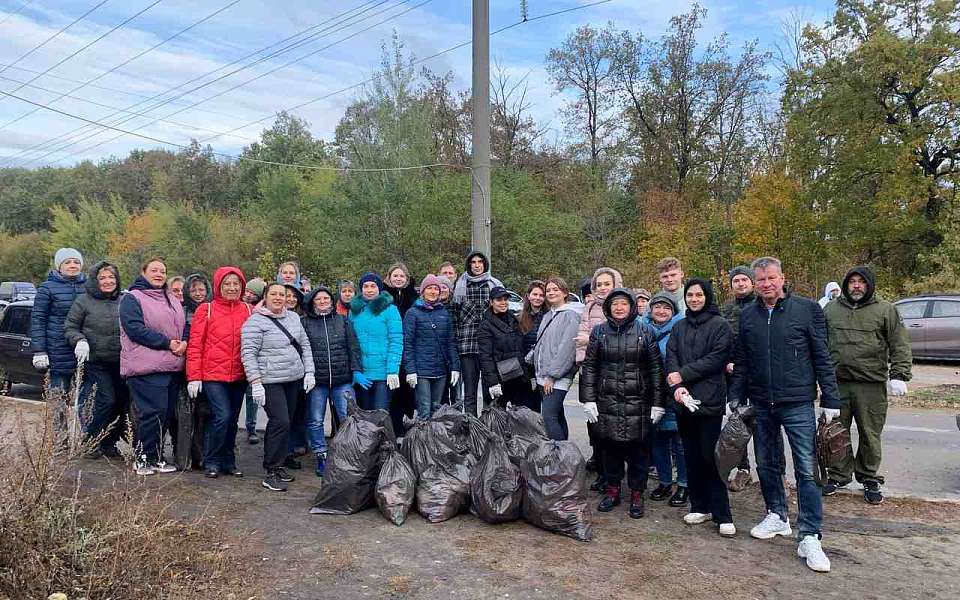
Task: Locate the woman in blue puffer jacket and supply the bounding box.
[349,272,403,412]
[30,247,87,393]
[402,274,460,418]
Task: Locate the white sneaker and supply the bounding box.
[718,523,736,537]
[683,512,713,525]
[798,535,831,573]
[750,512,792,539]
[154,461,177,474]
[135,462,155,476]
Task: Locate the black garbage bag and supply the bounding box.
[470,439,523,524]
[376,447,417,526]
[310,417,389,515]
[415,437,473,523]
[348,401,396,444]
[480,404,509,441]
[503,406,549,466]
[399,418,432,475]
[715,406,755,479]
[520,440,593,542]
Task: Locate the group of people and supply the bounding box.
[27,246,913,574]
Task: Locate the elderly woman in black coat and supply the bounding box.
[665,278,735,537]
[580,288,666,519]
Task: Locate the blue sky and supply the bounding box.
[0,0,837,168]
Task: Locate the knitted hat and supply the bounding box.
[728,265,754,284]
[246,277,266,298]
[420,274,442,294]
[435,275,454,292]
[358,272,383,292]
[54,247,83,269]
[634,288,651,300]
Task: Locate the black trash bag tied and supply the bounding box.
[520,440,593,542]
[470,439,523,524]
[503,405,549,466]
[376,445,417,526]
[310,415,390,515]
[714,405,755,479]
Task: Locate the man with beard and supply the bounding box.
[822,266,912,505]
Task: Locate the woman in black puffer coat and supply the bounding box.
[580,288,666,519]
[665,278,734,536]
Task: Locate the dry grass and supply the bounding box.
[891,384,960,409]
[0,379,257,599]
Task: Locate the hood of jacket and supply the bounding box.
[464,251,490,275]
[184,273,211,311]
[591,267,624,299]
[601,288,638,328]
[841,266,876,306]
[212,266,246,302]
[254,304,287,319]
[304,286,338,318]
[642,312,683,338]
[822,281,840,302]
[350,291,395,316]
[84,260,120,300]
[683,278,721,325]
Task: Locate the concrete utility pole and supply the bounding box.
[471,0,491,258]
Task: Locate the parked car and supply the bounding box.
[506,291,583,315]
[894,294,960,361]
[0,300,43,393]
[0,281,36,303]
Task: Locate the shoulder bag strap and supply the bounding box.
[268,315,303,356]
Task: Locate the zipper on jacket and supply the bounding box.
[323,317,333,388]
[767,306,774,406]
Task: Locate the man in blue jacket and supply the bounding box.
[729,256,841,574]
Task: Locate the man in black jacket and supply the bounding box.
[729,257,840,574]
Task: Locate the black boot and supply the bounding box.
[669,485,689,507]
[590,474,606,492]
[649,483,673,501]
[629,490,645,519]
[597,485,621,512]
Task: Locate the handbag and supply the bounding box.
[814,413,852,486]
[495,356,524,382]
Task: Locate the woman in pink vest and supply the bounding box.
[119,257,187,476]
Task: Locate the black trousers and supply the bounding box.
[602,438,651,491]
[459,354,491,417]
[678,413,732,523]
[263,380,300,471]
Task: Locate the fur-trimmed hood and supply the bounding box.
[350,291,395,316]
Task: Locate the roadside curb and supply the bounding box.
[0,394,44,406]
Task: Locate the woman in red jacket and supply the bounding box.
[186,266,253,478]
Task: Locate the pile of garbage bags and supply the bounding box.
[310,402,594,541]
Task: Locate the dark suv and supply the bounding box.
[0,300,43,392]
[894,294,960,361]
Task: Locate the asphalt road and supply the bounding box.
[6,364,959,500]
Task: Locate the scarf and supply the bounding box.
[453,271,503,302]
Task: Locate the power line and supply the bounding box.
[2,0,398,167]
[4,0,614,170]
[19,0,431,167]
[0,74,257,142]
[0,0,242,134]
[0,0,111,77]
[0,0,35,28]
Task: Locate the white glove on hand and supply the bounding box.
[819,407,840,423]
[678,393,701,413]
[406,373,418,388]
[32,353,49,371]
[450,371,460,387]
[650,406,665,424]
[888,379,908,396]
[583,402,599,424]
[187,380,202,399]
[303,373,315,394]
[489,384,503,399]
[386,374,400,390]
[531,378,538,391]
[251,382,266,407]
[74,340,90,364]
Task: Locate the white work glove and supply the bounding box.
[583,402,599,424]
[386,374,400,390]
[406,373,418,388]
[303,373,315,394]
[650,406,665,424]
[74,340,90,364]
[677,391,701,413]
[32,353,49,371]
[531,378,538,391]
[489,384,503,399]
[887,379,908,396]
[449,371,460,386]
[251,382,266,407]
[187,380,202,399]
[819,407,840,423]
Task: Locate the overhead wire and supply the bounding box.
[3,0,614,172]
[0,0,242,133]
[16,0,429,167]
[1,0,399,166]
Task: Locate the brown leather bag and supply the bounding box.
[815,413,853,486]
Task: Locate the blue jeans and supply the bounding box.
[307,383,353,454]
[244,386,258,433]
[81,363,128,451]
[202,381,247,471]
[356,380,390,412]
[414,376,448,419]
[540,387,569,440]
[652,429,687,487]
[754,401,822,539]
